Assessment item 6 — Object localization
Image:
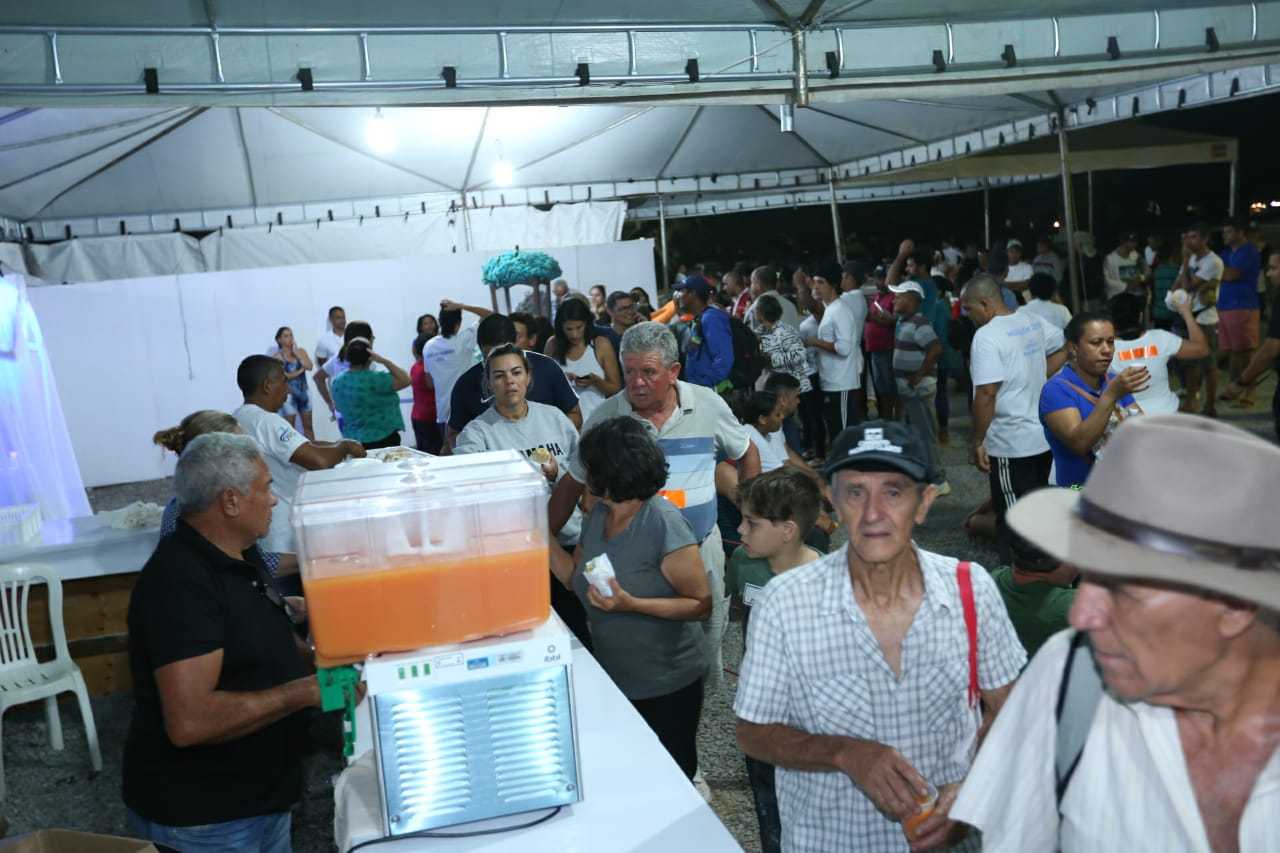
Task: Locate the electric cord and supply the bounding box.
[346,806,563,851]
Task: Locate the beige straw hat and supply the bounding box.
[1008,414,1280,611]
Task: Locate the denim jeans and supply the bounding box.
[126,808,291,853]
[897,379,945,484]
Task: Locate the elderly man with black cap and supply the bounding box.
[735,421,1026,853]
[951,414,1280,852]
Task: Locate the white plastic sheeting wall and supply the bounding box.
[28,237,656,487]
[2,200,626,283]
[0,274,91,522]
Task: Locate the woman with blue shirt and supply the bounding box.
[1039,312,1148,487]
[330,322,412,449]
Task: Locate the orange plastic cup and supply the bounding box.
[902,784,939,839]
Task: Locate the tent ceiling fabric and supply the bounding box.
[0,3,1277,234]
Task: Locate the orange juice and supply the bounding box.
[902,787,938,838]
[304,546,550,662]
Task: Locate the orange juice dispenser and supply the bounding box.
[291,449,551,666]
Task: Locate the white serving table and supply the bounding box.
[0,515,160,579]
[335,640,744,852]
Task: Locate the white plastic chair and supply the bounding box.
[0,563,102,799]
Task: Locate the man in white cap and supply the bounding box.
[951,414,1280,852]
[1001,239,1034,298]
[888,279,949,495]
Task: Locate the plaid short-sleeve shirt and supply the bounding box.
[733,543,1026,853]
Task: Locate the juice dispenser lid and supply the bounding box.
[291,449,547,526]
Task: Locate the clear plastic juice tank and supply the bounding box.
[291,450,550,664]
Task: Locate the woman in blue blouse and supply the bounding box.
[1039,312,1148,487]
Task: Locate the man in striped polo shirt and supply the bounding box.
[890,281,949,494]
[550,322,761,695]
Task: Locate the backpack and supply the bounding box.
[727,315,766,390]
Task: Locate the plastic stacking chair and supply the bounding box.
[0,563,102,799]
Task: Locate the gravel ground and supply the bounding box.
[15,378,1275,850]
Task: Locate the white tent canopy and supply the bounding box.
[1,2,1278,243]
[628,123,1241,222]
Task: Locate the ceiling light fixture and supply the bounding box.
[366,108,396,154]
[493,158,515,186]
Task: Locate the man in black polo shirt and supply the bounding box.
[124,432,321,852]
[446,312,582,447]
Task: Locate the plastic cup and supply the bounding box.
[902,782,939,839]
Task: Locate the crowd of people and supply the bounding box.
[119,220,1280,852]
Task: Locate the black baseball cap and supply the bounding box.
[823,420,936,483]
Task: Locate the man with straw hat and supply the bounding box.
[950,414,1280,852]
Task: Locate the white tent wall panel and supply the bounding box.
[7,201,624,282]
[28,237,656,487]
[26,233,206,283]
[0,241,27,274]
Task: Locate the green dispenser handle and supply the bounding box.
[317,665,362,757]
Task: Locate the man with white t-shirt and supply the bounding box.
[803,262,864,437]
[743,265,800,333]
[1002,239,1035,299]
[1108,292,1209,415]
[1103,233,1146,299]
[1172,223,1224,417]
[312,305,346,421]
[423,299,486,445]
[1018,273,1072,331]
[960,275,1067,558]
[233,355,365,555]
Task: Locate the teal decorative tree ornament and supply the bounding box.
[481,249,562,288]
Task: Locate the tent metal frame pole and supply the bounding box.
[982,182,990,249]
[828,176,844,262]
[1228,159,1238,217]
[1055,109,1083,312]
[658,195,670,288]
[1087,170,1094,233]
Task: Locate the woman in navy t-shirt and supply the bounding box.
[1039,312,1148,487]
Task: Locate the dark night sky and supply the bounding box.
[624,90,1280,271]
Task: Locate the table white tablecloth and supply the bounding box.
[0,515,159,579]
[335,641,743,852]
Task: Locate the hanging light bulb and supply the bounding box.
[493,157,515,187]
[366,108,396,154]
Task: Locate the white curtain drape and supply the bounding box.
[0,273,91,522]
[1,201,626,283]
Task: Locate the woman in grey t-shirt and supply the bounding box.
[550,416,711,779]
[455,344,591,648]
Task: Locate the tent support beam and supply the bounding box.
[1228,159,1238,217]
[657,107,704,178]
[1050,97,1083,313]
[983,182,990,249]
[806,105,924,144]
[828,176,843,262]
[658,195,670,289]
[29,108,207,218]
[459,107,491,193]
[233,108,258,208]
[1087,170,1094,233]
[268,107,458,191]
[754,105,831,165]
